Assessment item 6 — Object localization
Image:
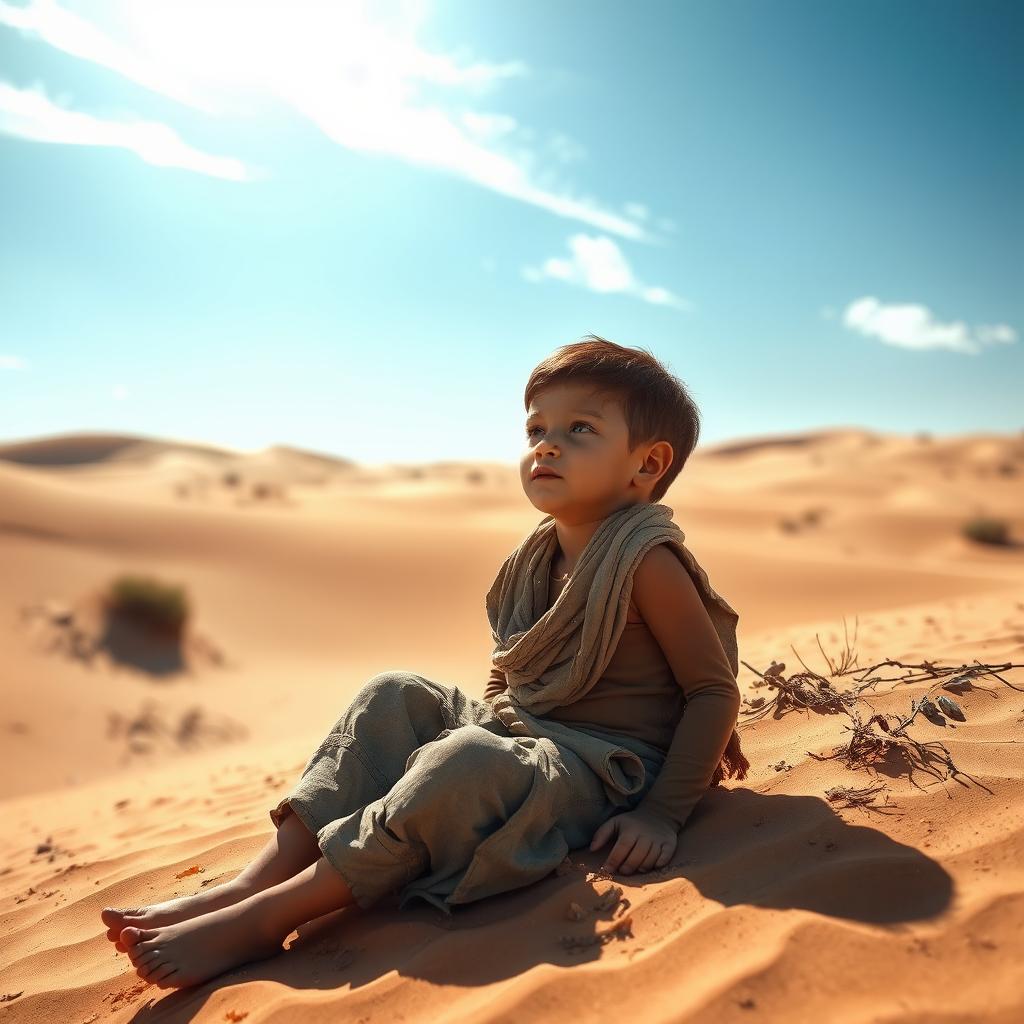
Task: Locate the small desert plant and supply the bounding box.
[251,481,285,500]
[962,516,1011,546]
[222,470,241,487]
[104,574,189,638]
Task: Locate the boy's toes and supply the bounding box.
[103,907,148,951]
[100,908,121,928]
[151,965,179,988]
[136,951,163,979]
[101,907,141,928]
[119,926,156,958]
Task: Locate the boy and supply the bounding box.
[101,335,747,990]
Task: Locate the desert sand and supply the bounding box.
[1,427,1022,1022]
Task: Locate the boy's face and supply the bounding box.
[521,382,652,519]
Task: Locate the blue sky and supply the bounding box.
[1,0,1021,464]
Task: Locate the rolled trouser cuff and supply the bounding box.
[269,795,319,835]
[315,798,427,910]
[270,794,421,910]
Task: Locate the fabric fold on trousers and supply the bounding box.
[487,698,666,810]
[268,671,663,916]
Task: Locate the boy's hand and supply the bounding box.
[589,808,678,875]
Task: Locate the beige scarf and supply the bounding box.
[486,500,749,785]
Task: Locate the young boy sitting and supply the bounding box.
[101,334,747,990]
[485,333,747,874]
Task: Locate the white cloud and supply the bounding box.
[522,234,691,310]
[842,296,1018,355]
[624,201,649,221]
[459,111,518,143]
[0,82,256,180]
[0,354,28,369]
[974,323,1017,346]
[0,0,210,110]
[0,0,655,238]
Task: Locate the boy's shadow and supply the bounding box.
[129,787,953,1021]
[303,782,950,950]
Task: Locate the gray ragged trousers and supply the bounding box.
[269,671,665,915]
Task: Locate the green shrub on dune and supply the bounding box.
[961,516,1012,547]
[103,574,189,640]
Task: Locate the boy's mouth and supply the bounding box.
[531,466,563,480]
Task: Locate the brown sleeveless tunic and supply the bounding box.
[484,573,742,831]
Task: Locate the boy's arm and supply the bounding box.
[484,664,508,702]
[629,544,742,832]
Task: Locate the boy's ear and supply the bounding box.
[637,440,673,477]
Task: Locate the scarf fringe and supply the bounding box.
[709,728,750,786]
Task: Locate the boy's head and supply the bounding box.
[521,335,701,517]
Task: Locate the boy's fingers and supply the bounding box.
[592,814,625,850]
[619,838,653,875]
[641,844,666,873]
[603,835,636,873]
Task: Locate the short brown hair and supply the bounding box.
[524,334,701,502]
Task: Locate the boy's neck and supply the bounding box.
[551,498,647,573]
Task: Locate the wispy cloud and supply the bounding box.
[0,354,28,370]
[0,82,256,180]
[0,0,209,110]
[840,297,1018,355]
[1,0,656,239]
[523,234,691,309]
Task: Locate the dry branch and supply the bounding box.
[739,619,1023,792]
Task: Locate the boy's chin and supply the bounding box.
[524,490,566,511]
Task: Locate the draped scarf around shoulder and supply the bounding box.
[485,501,749,786]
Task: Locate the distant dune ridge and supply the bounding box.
[0,433,247,467]
[0,427,1022,1022]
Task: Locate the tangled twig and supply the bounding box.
[824,781,896,810]
[738,657,855,722]
[739,617,1023,792]
[806,700,970,792]
[741,649,1023,727]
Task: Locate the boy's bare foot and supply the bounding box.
[120,901,284,990]
[101,880,255,951]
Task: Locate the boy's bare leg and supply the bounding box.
[120,855,357,990]
[101,809,321,950]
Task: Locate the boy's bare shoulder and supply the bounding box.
[632,543,700,604]
[626,544,681,624]
[630,543,736,690]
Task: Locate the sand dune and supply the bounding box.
[1,427,1022,1022]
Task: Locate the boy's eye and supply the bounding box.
[526,422,593,439]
